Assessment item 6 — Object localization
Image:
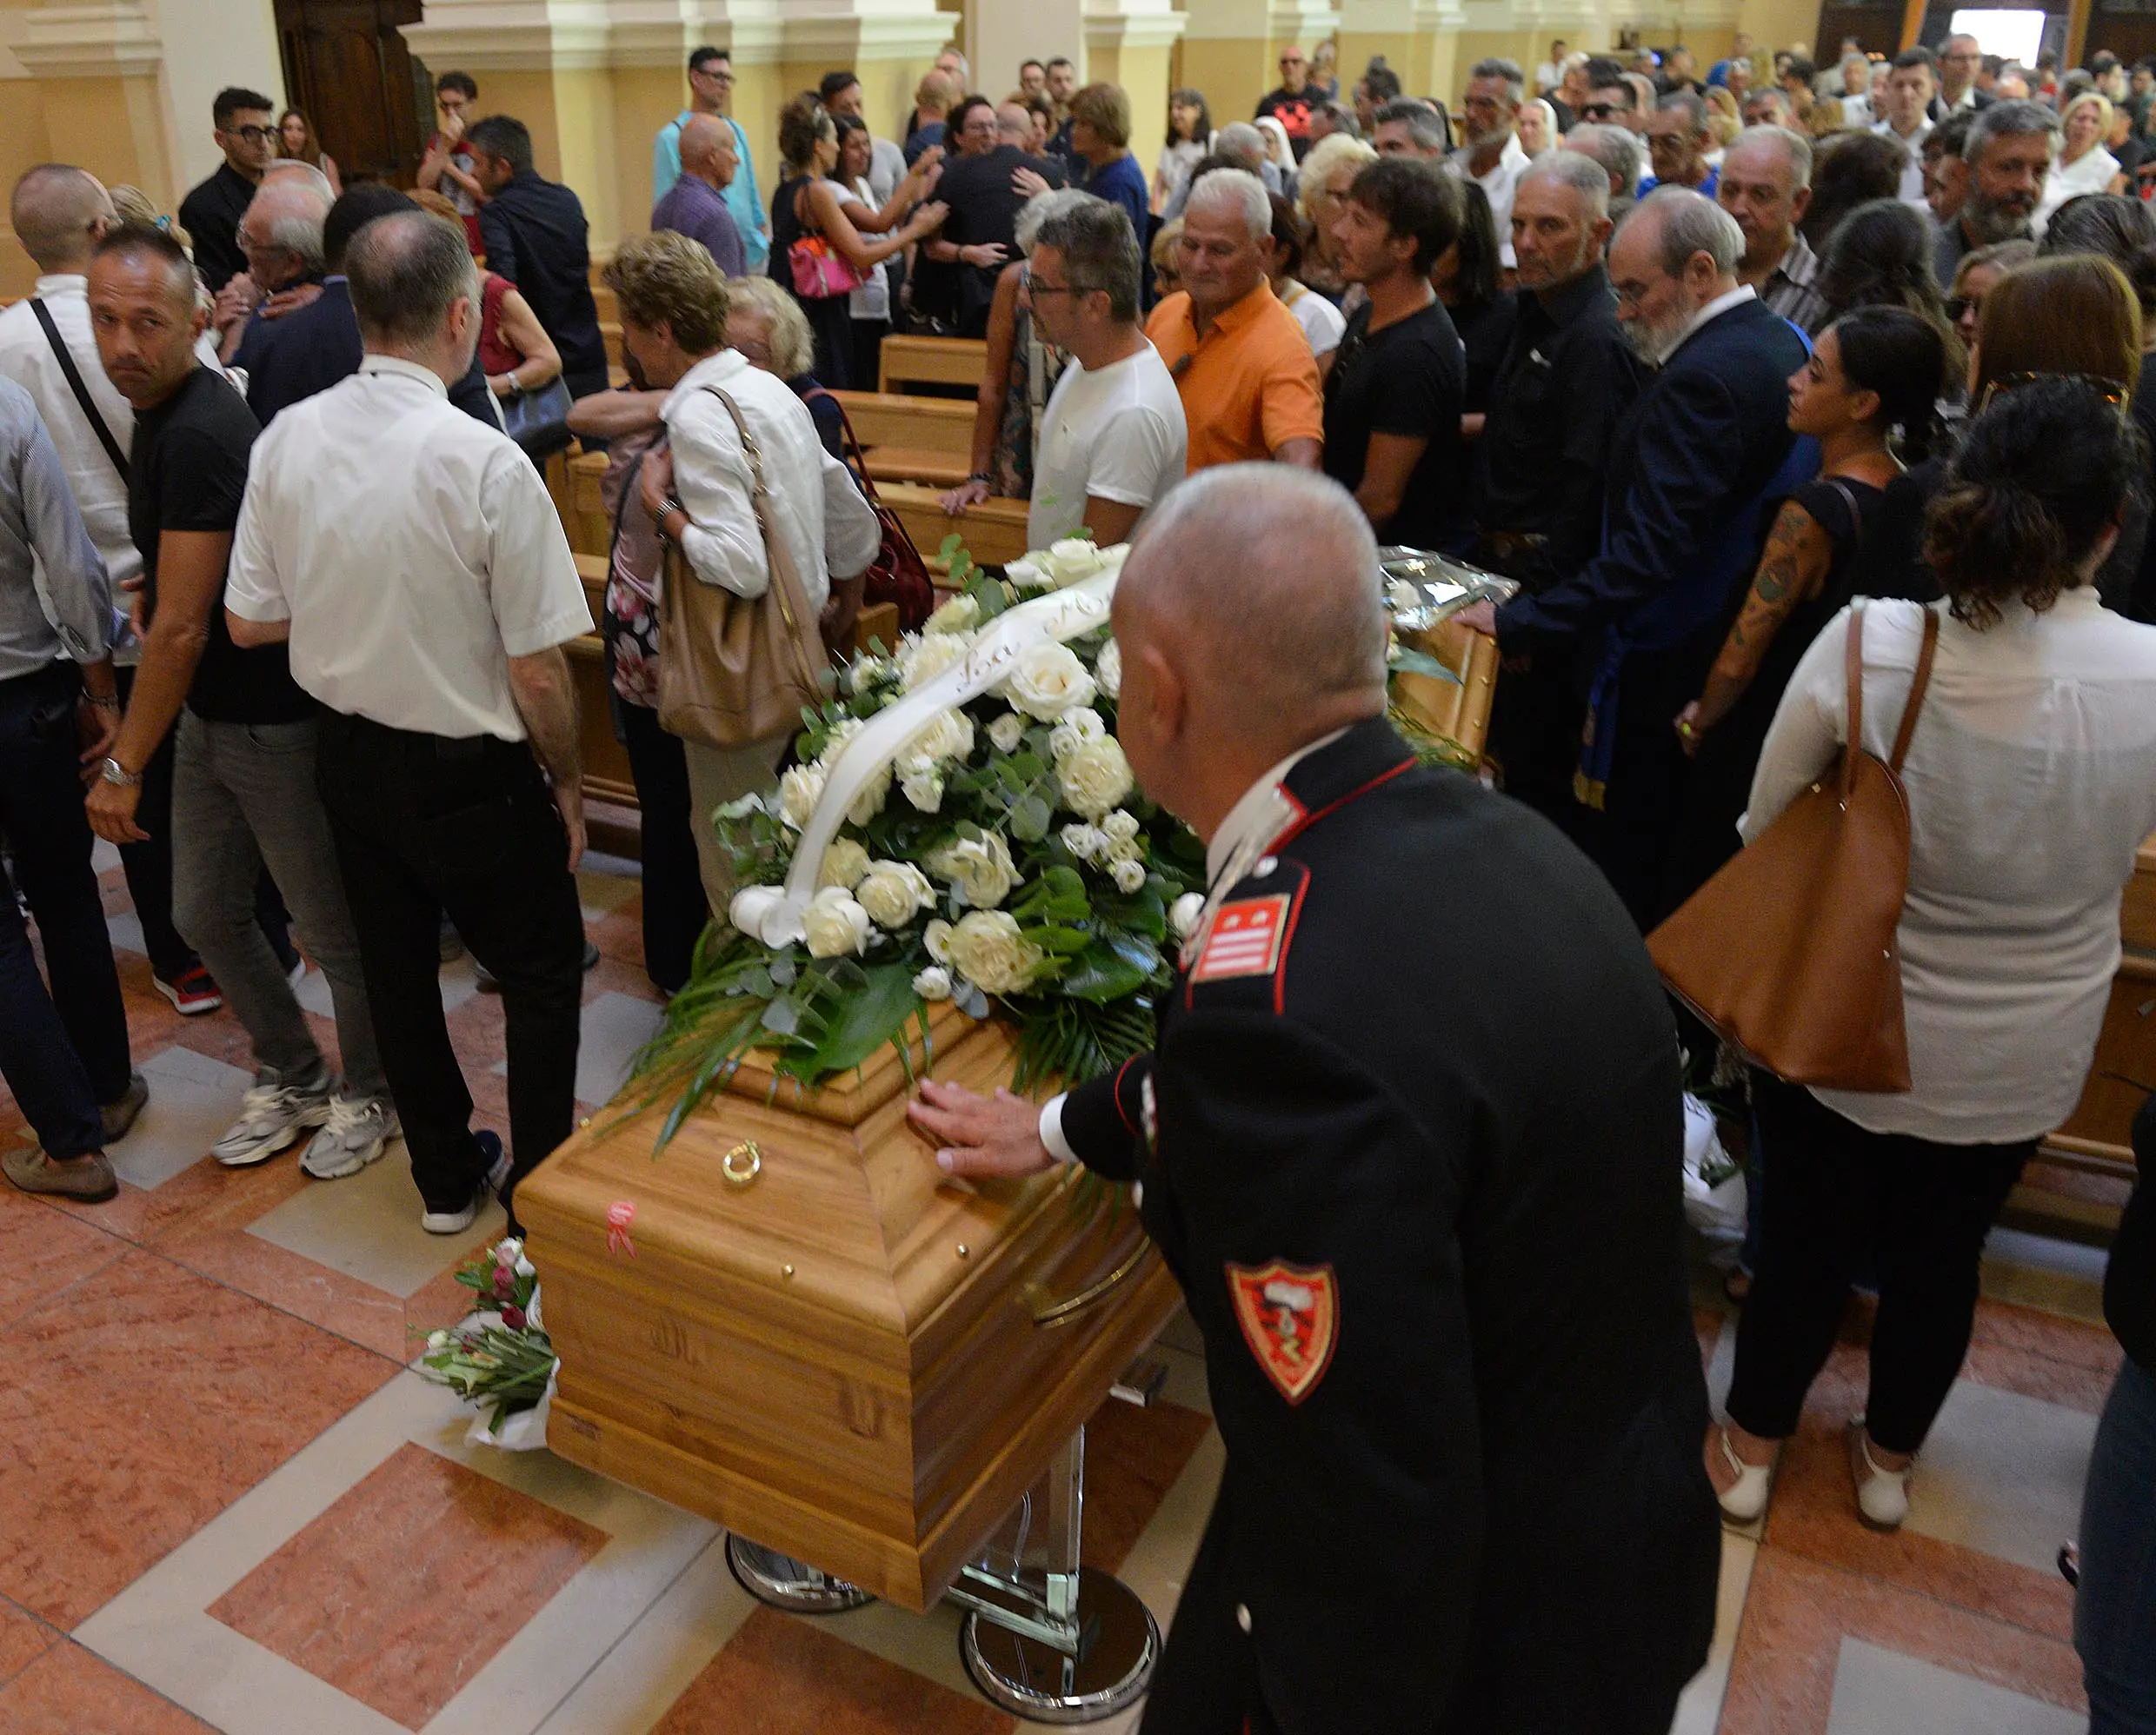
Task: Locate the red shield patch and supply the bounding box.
[1191,894,1292,983]
[1225,1260,1339,1405]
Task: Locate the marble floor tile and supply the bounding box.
[491,989,666,1109]
[209,1441,609,1729]
[103,1044,256,1191]
[0,1640,216,1732]
[0,1250,396,1628]
[1077,1399,1214,1575]
[1904,1380,2098,1577]
[90,839,121,875]
[77,1370,717,1735]
[577,865,642,922]
[1826,1635,2087,1734]
[156,1220,414,1361]
[246,1140,503,1299]
[1720,1546,2086,1734]
[0,1187,129,1335]
[651,1605,1016,1735]
[0,1595,57,1689]
[104,907,146,957]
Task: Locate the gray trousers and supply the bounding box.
[171,710,387,1100]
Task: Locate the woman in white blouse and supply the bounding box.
[2040,91,2125,224]
[1707,377,2156,1534]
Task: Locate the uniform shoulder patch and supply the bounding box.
[1225,1260,1339,1405]
[1189,892,1293,984]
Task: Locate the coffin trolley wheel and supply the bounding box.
[724,1534,875,1613]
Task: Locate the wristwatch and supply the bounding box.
[99,755,143,789]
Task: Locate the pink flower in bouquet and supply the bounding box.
[493,1266,516,1299]
[502,1304,528,1330]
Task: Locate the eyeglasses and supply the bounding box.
[223,124,277,144]
[1580,102,1622,119]
[693,66,735,86]
[1944,295,1976,322]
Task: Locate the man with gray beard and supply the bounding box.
[1932,98,2054,285]
[1448,57,1533,265]
[1473,153,1645,822]
[1460,189,1807,922]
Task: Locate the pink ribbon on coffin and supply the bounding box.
[605,1200,637,1257]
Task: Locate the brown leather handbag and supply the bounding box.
[1647,601,1941,1094]
[656,386,829,748]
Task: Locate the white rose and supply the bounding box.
[1046,537,1103,586]
[901,764,945,812]
[1101,809,1141,846]
[1170,892,1206,938]
[912,965,953,1000]
[775,762,826,830]
[1006,642,1096,721]
[905,707,975,767]
[923,918,955,963]
[426,1329,450,1352]
[1094,637,1122,699]
[818,838,871,890]
[988,711,1026,754]
[802,887,873,959]
[1058,735,1135,821]
[1110,855,1147,894]
[844,655,888,693]
[946,910,1046,994]
[1092,543,1130,573]
[514,1254,536,1279]
[924,591,981,635]
[1006,555,1054,592]
[816,717,864,765]
[1061,822,1106,861]
[856,859,935,930]
[927,832,1017,909]
[1048,708,1106,761]
[898,631,970,690]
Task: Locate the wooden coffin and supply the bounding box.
[1392,616,1501,763]
[517,1007,1181,1612]
[2044,834,2156,1176]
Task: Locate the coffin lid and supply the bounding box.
[536,1004,1080,1346]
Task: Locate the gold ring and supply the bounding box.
[721,1141,762,1187]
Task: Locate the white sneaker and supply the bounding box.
[1847,1416,1912,1530]
[421,1133,511,1234]
[212,1079,334,1167]
[300,1095,401,1180]
[1712,1422,1780,1526]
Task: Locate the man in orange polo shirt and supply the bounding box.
[1143,168,1324,472]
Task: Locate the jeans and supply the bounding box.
[615,697,709,994]
[113,665,294,983]
[170,710,386,1099]
[0,662,130,1158]
[2079,1354,2156,1732]
[1725,1073,2033,1452]
[314,711,582,1221]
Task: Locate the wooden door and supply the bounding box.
[1814,2,1906,59]
[2087,0,2156,67]
[272,0,428,188]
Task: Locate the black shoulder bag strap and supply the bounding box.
[30,298,129,483]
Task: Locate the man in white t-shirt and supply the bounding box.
[1022,199,1188,549]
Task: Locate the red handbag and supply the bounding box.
[802,387,935,632]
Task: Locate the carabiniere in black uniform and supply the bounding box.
[1058,717,1720,1734]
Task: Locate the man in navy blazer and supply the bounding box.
[1467,187,1810,927]
[243,186,502,432]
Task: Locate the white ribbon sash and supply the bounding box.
[762,572,1120,939]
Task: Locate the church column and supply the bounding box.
[778,0,951,162]
[1085,0,1187,178]
[1336,0,1466,118]
[1181,0,1341,139]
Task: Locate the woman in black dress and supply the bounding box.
[1666,306,1948,906]
[1433,180,1514,555]
[771,96,948,389]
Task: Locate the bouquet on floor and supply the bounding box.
[416,1236,559,1446]
[622,533,1506,1153]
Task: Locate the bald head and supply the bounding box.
[679,113,738,189]
[11,165,114,274]
[1112,467,1387,832]
[997,102,1032,143]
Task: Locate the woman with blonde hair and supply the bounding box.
[725,273,847,462]
[1296,132,1376,298]
[2041,91,2126,222]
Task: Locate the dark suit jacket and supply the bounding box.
[240,278,363,425]
[930,145,1066,336]
[1495,295,1809,656]
[1061,720,1720,1734]
[478,171,609,397]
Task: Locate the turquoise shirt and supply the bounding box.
[655,111,767,271]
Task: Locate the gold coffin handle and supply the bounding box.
[1028,1239,1157,1329]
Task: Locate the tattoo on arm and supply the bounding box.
[1697,501,1832,730]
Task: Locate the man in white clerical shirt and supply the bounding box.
[610,230,880,914]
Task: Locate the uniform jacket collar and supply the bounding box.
[1272,715,1421,848]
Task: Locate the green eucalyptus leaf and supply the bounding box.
[1389,647,1464,684]
[1010,794,1053,841]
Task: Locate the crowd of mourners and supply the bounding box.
[1,30,2155,1726]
